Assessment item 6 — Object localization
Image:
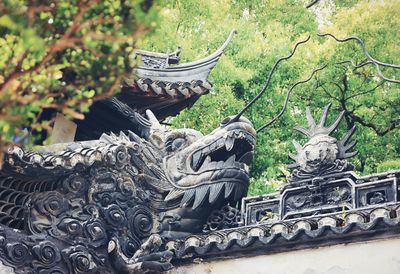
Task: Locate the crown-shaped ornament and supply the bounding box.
[289,103,358,181]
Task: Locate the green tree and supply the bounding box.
[1,0,398,195]
[138,0,399,195]
[0,0,158,162]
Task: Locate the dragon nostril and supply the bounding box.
[220,117,231,127]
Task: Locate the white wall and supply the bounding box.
[172,238,400,274]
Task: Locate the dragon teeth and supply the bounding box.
[226,154,236,165]
[180,189,195,207]
[224,182,235,198]
[225,136,235,152]
[209,183,224,204]
[234,185,245,202]
[165,189,184,202]
[238,151,253,165]
[192,151,202,170]
[192,185,210,210]
[198,156,212,171]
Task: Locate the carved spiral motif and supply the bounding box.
[119,178,135,197]
[0,235,5,246]
[38,267,68,274]
[128,206,153,238]
[15,267,35,274]
[35,192,68,217]
[107,145,130,169]
[32,241,60,267]
[66,248,92,274]
[204,205,241,232]
[117,150,128,164]
[83,205,99,217]
[58,218,83,236]
[206,211,224,231]
[96,192,115,207]
[63,175,88,194]
[118,236,141,258]
[6,242,31,265]
[85,220,107,247]
[104,205,126,227]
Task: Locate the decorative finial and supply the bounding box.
[289,103,358,180]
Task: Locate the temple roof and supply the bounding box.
[169,204,400,262]
[74,30,236,141]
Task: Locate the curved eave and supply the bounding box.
[164,29,236,70]
[169,204,400,261]
[134,29,236,81]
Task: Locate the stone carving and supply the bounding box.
[203,205,241,232]
[286,192,311,210]
[326,186,352,205]
[368,191,386,205]
[136,47,181,69]
[289,103,358,181]
[357,181,395,207]
[164,105,400,263]
[240,106,399,226]
[0,109,256,273]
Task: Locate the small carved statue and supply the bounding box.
[289,103,358,180]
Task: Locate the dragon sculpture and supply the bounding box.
[0,109,256,273]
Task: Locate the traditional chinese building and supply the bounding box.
[0,30,399,274]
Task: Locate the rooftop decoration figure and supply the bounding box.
[289,103,358,181]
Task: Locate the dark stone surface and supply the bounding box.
[0,109,255,273]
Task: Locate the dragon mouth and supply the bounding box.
[163,119,256,211]
[191,129,256,173]
[172,129,256,210]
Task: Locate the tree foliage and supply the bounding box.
[0,0,158,159]
[137,0,400,195]
[1,0,399,195]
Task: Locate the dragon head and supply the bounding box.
[133,111,256,236]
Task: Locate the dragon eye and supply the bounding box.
[171,138,185,151]
[166,135,186,152]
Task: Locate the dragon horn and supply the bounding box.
[146,109,162,130]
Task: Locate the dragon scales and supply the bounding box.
[0,109,256,273]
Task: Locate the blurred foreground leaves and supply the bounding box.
[0,0,159,162]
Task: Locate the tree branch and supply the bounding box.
[305,0,321,9]
[257,64,327,132]
[0,1,99,94]
[345,110,399,136]
[345,81,383,100]
[320,33,400,84]
[231,35,312,123]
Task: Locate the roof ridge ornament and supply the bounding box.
[75,30,236,141]
[133,29,236,82]
[288,103,358,182]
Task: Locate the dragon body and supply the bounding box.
[0,110,255,273]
